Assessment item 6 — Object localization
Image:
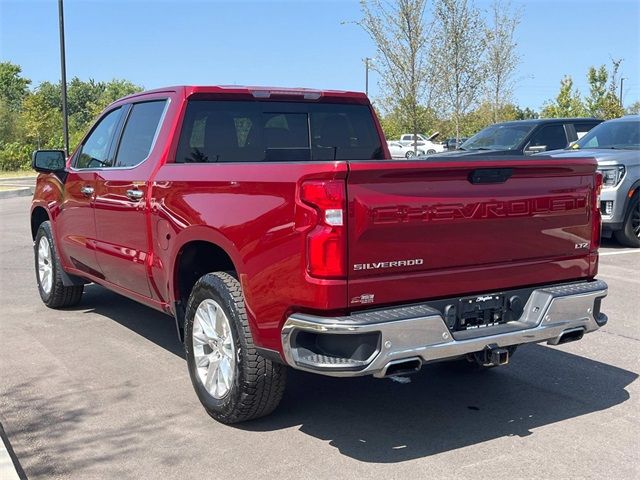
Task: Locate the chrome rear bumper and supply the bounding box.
[281,280,608,377]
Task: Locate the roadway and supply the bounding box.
[0,195,638,479]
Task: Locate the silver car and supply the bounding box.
[543,115,640,247]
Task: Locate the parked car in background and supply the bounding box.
[387,140,426,158]
[398,132,446,154]
[540,115,640,247]
[444,137,468,151]
[423,118,602,158]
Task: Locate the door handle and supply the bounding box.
[126,189,144,201]
[80,186,94,197]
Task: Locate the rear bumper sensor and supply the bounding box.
[281,279,608,378]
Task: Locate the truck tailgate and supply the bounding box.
[346,158,599,307]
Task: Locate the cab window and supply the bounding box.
[114,100,166,168]
[75,108,123,169]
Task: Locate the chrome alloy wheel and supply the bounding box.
[37,236,53,294]
[192,299,236,399]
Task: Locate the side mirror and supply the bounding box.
[524,145,547,155]
[32,150,66,173]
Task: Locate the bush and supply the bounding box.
[0,141,32,171]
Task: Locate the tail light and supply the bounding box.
[592,171,603,252]
[300,180,346,278]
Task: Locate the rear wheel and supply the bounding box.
[405,150,415,158]
[34,221,83,308]
[614,193,640,248]
[184,272,286,423]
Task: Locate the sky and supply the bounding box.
[1,0,639,111]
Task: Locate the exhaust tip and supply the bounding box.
[383,358,422,377]
[557,328,585,345]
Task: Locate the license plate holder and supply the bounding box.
[456,293,507,331]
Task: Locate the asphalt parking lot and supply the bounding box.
[1,194,638,480]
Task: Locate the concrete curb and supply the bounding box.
[0,188,34,200]
[0,176,37,182]
[0,422,25,480]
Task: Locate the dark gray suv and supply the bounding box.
[543,115,640,247]
[423,118,602,158]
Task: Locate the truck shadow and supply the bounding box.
[77,284,185,358]
[75,285,636,464]
[242,344,637,463]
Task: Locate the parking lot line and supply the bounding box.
[600,250,640,256]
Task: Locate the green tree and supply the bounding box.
[541,76,586,118]
[515,106,539,120]
[378,104,437,140]
[88,79,141,118]
[485,0,521,122]
[0,61,31,111]
[22,85,63,149]
[355,0,431,153]
[626,100,640,115]
[430,0,487,141]
[586,63,624,119]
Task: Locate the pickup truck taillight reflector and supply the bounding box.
[300,180,346,279]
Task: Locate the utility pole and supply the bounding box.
[58,0,70,155]
[364,57,372,97]
[620,77,625,108]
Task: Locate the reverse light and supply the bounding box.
[598,165,625,188]
[300,180,346,278]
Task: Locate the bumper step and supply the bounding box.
[281,280,608,377]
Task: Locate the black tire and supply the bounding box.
[34,221,84,308]
[614,193,640,248]
[184,272,286,424]
[405,150,415,158]
[427,149,436,155]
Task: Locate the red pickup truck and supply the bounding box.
[31,86,608,424]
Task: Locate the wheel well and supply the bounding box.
[31,207,49,240]
[175,241,236,308]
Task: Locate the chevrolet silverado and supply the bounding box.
[30,86,608,423]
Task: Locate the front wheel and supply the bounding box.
[614,193,640,248]
[184,272,286,423]
[34,221,83,308]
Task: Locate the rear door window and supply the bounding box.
[115,100,167,168]
[528,124,568,151]
[175,100,383,163]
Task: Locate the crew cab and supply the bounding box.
[31,86,608,424]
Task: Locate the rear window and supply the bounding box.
[175,100,383,163]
